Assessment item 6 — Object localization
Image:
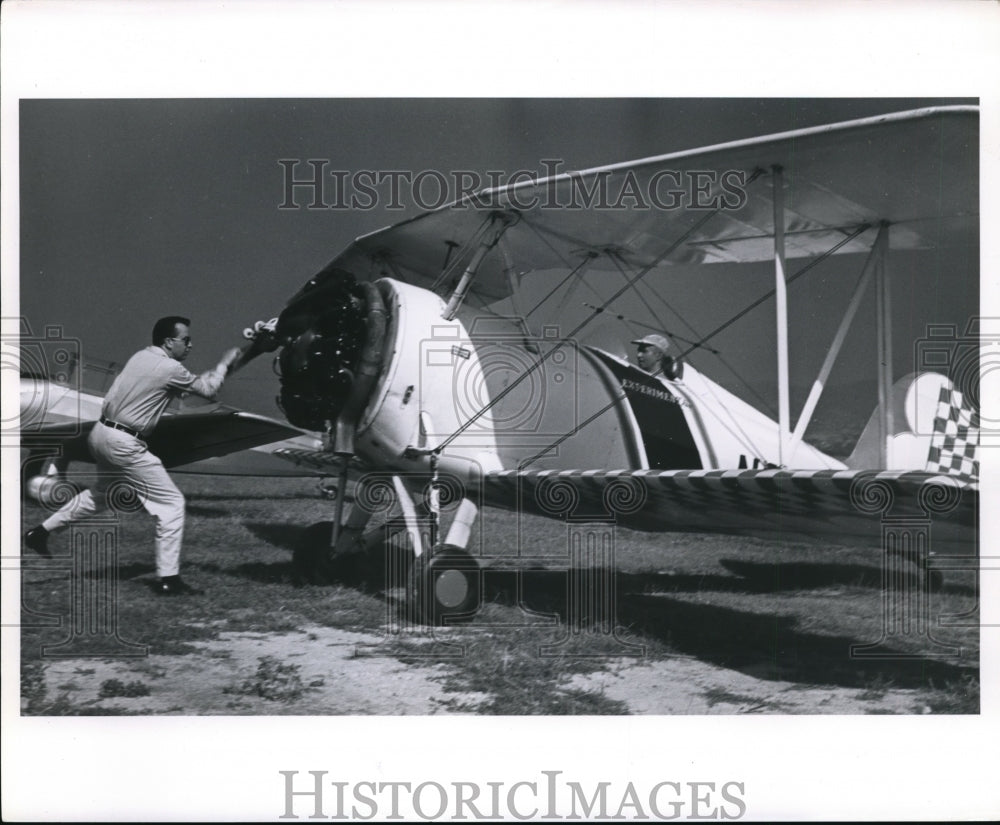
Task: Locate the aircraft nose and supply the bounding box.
[275,273,385,434]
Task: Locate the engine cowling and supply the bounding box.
[273,266,504,476]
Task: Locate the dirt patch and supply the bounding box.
[29,625,933,716]
[566,657,932,714]
[30,626,489,715]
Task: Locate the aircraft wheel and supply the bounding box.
[408,544,481,626]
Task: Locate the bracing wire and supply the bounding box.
[434,180,759,453]
[678,223,872,359]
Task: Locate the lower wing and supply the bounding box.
[483,469,976,554]
[23,410,305,470]
[261,444,978,555]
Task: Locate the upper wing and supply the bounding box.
[324,106,977,303]
[23,410,305,469]
[482,468,977,554]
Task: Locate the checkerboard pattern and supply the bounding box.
[482,466,976,554]
[925,385,979,483]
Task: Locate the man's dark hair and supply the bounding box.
[152,316,191,346]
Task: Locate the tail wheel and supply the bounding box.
[408,544,481,626]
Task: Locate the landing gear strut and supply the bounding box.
[292,478,484,627]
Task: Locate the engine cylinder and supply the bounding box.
[275,267,371,432]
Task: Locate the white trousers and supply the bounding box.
[42,423,186,577]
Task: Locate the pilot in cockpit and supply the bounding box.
[632,333,683,381]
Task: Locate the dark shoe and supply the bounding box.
[23,526,51,558]
[156,575,202,596]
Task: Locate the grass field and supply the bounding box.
[19,472,980,715]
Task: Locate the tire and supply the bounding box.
[408,544,481,625]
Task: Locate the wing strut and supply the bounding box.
[443,213,515,320]
[773,165,791,466]
[875,227,894,466]
[788,223,890,461]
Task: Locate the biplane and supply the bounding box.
[24,106,981,623]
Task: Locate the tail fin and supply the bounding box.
[845,372,979,482]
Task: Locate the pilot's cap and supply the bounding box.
[631,334,670,352]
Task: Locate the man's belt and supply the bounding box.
[99,417,145,440]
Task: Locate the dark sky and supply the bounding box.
[18,98,978,422]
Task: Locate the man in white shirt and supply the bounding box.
[24,316,242,595]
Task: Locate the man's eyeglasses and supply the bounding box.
[169,336,192,346]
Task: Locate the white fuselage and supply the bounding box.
[350,279,845,475]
